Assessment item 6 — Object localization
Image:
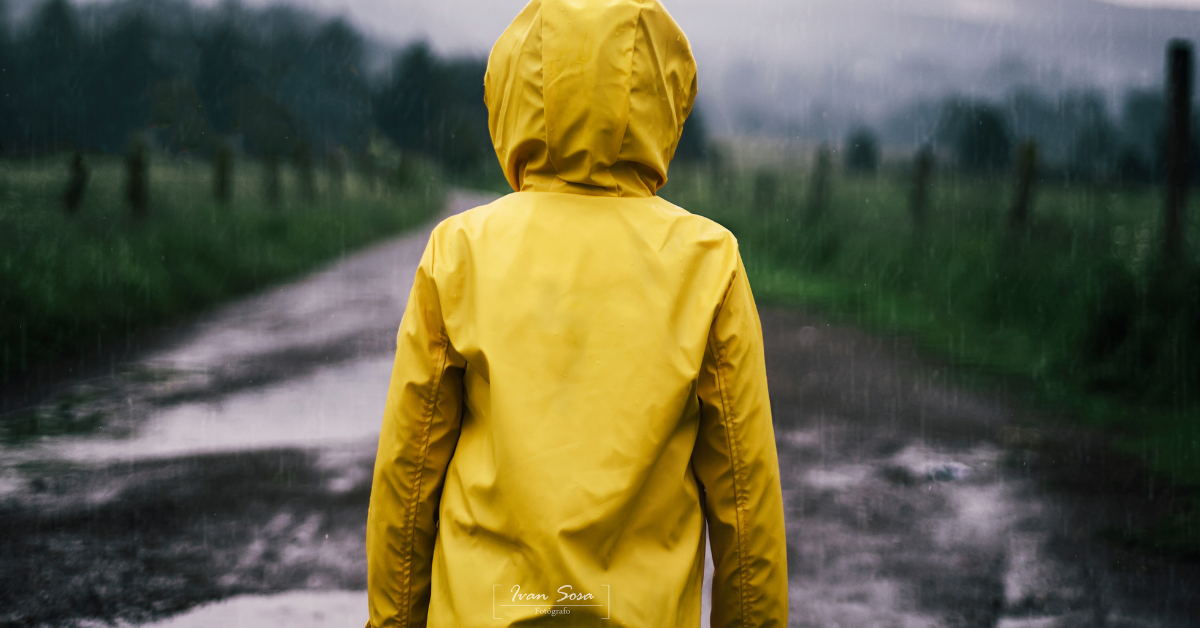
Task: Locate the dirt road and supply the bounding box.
[1,191,1198,627]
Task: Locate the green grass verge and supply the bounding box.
[1,155,444,383]
[662,164,1200,551]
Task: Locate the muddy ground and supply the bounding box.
[1,192,1199,627]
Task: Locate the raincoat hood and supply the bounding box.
[485,0,698,197]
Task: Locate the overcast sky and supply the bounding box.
[170,0,1200,56]
[115,0,1200,135]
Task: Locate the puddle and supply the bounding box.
[777,432,1188,627]
[0,355,392,487]
[780,427,822,448]
[131,590,367,628]
[805,464,873,491]
[52,356,392,463]
[888,443,999,483]
[789,579,942,628]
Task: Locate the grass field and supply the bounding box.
[664,163,1200,553]
[663,165,1200,486]
[0,154,444,385]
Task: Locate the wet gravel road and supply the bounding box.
[2,191,1199,627]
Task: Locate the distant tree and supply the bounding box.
[1116,145,1153,186]
[1010,140,1038,231]
[753,170,778,209]
[707,143,729,194]
[295,142,315,203]
[356,152,377,194]
[3,0,502,165]
[150,79,215,153]
[957,107,1012,174]
[196,20,258,136]
[439,110,490,174]
[328,149,345,197]
[237,89,302,159]
[0,0,16,152]
[806,145,833,224]
[909,145,934,234]
[21,0,84,152]
[82,12,167,153]
[213,140,232,204]
[373,42,491,174]
[844,127,879,175]
[194,16,309,158]
[262,154,281,207]
[276,18,371,155]
[393,152,418,190]
[1069,116,1119,182]
[674,106,709,163]
[1004,90,1059,158]
[375,42,438,159]
[1121,89,1166,175]
[937,100,1012,174]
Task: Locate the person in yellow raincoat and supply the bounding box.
[366,0,788,626]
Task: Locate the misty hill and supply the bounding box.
[685,0,1199,140]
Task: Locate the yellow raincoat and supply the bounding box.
[366,1,788,626]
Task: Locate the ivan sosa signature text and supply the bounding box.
[512,584,594,603]
[493,584,611,619]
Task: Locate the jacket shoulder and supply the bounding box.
[431,193,738,258]
[430,194,517,239]
[647,196,739,251]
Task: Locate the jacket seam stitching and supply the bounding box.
[709,287,752,628]
[618,3,642,196]
[401,328,450,627]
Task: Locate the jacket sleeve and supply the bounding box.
[366,232,466,628]
[693,250,789,628]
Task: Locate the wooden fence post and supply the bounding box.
[910,145,934,235]
[1010,139,1039,232]
[1164,39,1193,262]
[63,152,88,214]
[126,136,148,220]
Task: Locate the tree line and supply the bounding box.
[0,3,500,173]
[860,90,1200,184]
[0,0,709,173]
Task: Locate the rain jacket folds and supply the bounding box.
[366,1,788,626]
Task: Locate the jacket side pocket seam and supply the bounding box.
[402,329,451,627]
[709,329,752,628]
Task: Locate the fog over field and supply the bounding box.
[7,0,1197,139]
